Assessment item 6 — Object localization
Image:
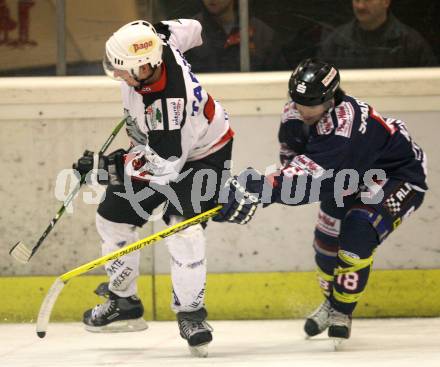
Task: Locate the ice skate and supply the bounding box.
[304,298,351,347]
[177,308,213,357]
[328,307,351,349]
[83,290,148,333]
[304,299,332,337]
[93,282,110,298]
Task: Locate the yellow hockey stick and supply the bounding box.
[36,205,222,338]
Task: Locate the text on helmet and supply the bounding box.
[130,40,154,54]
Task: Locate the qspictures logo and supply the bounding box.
[0,0,37,47]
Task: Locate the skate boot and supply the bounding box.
[83,290,148,333]
[304,299,332,337]
[93,282,110,298]
[177,308,213,358]
[328,307,352,348]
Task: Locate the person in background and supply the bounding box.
[185,0,287,72]
[318,0,437,68]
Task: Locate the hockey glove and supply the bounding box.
[72,150,94,177]
[97,149,126,186]
[214,168,265,225]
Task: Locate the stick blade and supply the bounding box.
[36,277,65,338]
[9,241,33,263]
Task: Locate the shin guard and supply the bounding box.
[331,250,374,314]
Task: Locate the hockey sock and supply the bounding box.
[330,250,374,314]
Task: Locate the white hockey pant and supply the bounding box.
[165,215,207,313]
[96,214,207,312]
[96,213,140,298]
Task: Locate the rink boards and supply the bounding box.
[1,269,439,322]
[1,69,439,323]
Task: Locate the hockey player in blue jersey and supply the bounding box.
[215,58,428,343]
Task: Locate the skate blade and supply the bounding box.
[331,337,347,350]
[84,318,148,333]
[189,343,209,358]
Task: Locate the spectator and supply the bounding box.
[318,0,437,68]
[185,0,287,72]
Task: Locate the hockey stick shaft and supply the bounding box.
[60,205,221,282]
[10,117,127,262]
[36,205,222,337]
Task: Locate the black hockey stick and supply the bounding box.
[9,117,127,263]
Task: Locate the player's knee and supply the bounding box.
[315,207,341,238]
[314,235,338,268]
[314,207,340,264]
[166,216,206,267]
[96,212,139,249]
[339,211,379,259]
[313,224,339,266]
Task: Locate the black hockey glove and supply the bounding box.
[214,168,265,225]
[97,149,126,186]
[72,150,94,177]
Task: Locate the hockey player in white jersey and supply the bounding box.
[73,19,234,357]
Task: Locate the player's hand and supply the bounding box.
[73,150,94,177]
[214,168,264,225]
[97,149,126,185]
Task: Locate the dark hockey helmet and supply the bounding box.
[288,58,340,106]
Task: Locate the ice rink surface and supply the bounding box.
[1,318,439,367]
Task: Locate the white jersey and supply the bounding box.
[121,19,233,185]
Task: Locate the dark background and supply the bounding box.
[163,0,440,69]
[2,0,438,75]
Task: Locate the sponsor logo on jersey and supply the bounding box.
[145,100,163,130]
[321,67,337,87]
[384,182,416,217]
[140,86,152,93]
[316,209,341,237]
[316,114,334,135]
[283,154,325,179]
[356,99,370,134]
[166,98,184,130]
[130,39,154,54]
[335,102,354,138]
[282,164,306,177]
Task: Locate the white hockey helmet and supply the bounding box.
[103,20,164,80]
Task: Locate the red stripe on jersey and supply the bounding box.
[213,127,235,149]
[370,107,396,134]
[204,94,216,123]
